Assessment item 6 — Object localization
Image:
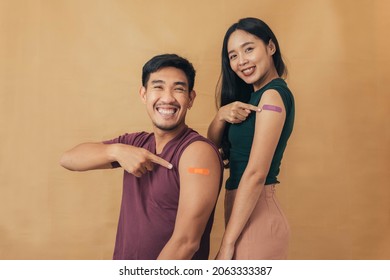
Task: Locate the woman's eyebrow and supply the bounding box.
[228,41,255,55]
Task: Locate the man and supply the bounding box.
[60,54,223,260]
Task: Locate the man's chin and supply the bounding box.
[153,122,180,132]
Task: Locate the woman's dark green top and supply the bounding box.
[225,78,295,190]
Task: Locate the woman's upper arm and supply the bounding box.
[245,89,286,176]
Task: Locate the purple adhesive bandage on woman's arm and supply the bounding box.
[262,104,282,113]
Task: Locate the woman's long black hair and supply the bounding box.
[216,17,287,167]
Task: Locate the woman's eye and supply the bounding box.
[229,54,237,60]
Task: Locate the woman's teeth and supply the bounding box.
[242,67,255,76]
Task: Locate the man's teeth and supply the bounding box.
[157,108,177,115]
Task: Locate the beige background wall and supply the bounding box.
[0,0,389,259]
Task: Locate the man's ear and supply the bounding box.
[139,86,147,104]
[188,90,196,109]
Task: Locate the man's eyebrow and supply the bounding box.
[228,41,255,55]
[150,80,188,89]
[174,81,188,87]
[151,80,187,85]
[151,80,165,84]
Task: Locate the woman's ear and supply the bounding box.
[268,39,276,55]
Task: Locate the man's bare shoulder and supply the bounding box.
[182,140,221,160]
[178,139,222,178]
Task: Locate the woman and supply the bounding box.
[208,17,295,259]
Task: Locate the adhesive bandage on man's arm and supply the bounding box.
[188,167,210,175]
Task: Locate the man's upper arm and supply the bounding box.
[173,140,222,242]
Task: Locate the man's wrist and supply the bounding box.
[106,143,121,162]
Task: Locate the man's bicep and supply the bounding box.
[174,141,222,235]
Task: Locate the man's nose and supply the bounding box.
[160,90,176,102]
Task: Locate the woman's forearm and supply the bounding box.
[207,111,226,147]
[221,171,266,246]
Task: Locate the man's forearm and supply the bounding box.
[60,142,116,171]
[157,236,199,260]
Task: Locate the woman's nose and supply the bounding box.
[238,55,248,66]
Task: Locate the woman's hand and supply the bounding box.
[218,101,260,124]
[215,243,235,260]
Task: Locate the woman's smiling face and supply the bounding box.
[227,29,277,91]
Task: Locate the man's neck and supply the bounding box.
[153,124,187,154]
